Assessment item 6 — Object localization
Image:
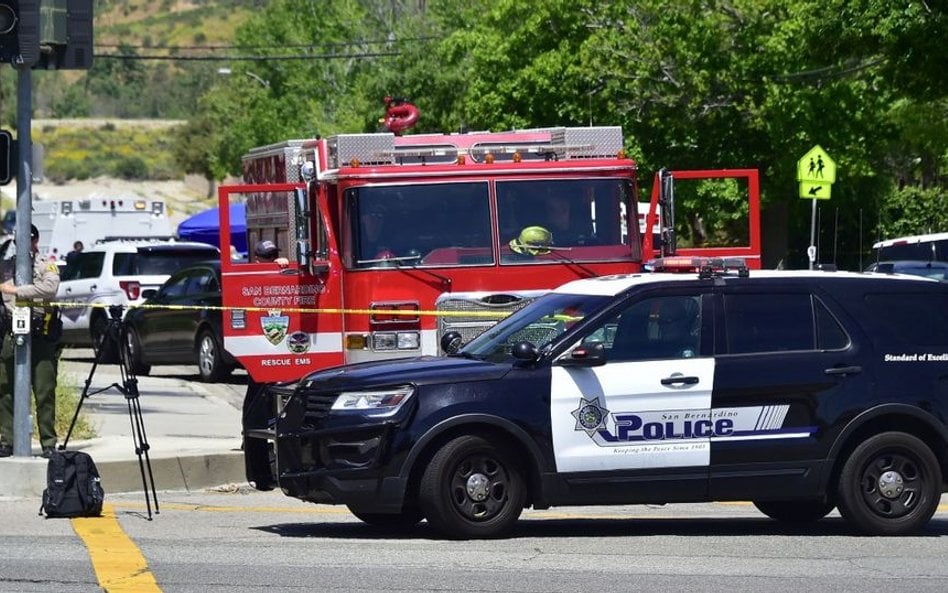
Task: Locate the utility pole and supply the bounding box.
[11,63,31,457]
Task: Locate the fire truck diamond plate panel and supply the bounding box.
[328,134,397,168]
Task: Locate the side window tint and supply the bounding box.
[814,298,849,350]
[112,253,135,276]
[864,293,948,347]
[724,293,814,354]
[608,295,701,361]
[77,253,105,280]
[161,275,189,299]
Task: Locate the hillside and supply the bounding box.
[96,0,254,46]
[0,2,258,223]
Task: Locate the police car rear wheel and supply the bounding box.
[348,506,424,529]
[753,500,835,523]
[836,432,941,535]
[419,435,526,539]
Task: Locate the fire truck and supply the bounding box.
[217,119,761,386]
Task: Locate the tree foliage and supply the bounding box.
[166,0,946,268]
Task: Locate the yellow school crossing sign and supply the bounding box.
[797,145,836,199]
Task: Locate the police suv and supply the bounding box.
[249,263,948,538]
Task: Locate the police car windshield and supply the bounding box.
[462,293,611,362]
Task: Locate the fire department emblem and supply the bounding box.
[261,310,289,345]
[286,331,311,354]
[571,397,609,437]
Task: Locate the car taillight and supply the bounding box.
[120,281,141,300]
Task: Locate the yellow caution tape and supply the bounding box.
[42,300,513,319]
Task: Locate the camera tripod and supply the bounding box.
[62,305,159,520]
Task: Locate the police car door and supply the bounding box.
[550,290,714,500]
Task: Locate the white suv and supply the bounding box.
[57,239,220,353]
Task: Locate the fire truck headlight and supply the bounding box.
[331,385,415,416]
[373,332,397,350]
[397,331,420,350]
[372,331,420,351]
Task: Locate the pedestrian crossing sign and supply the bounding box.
[797,145,836,184]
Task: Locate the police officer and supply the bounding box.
[0,224,61,458]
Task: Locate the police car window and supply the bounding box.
[76,253,105,280]
[863,293,948,348]
[814,298,849,350]
[724,293,814,354]
[462,293,611,362]
[606,295,701,361]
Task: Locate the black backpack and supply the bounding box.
[39,450,105,518]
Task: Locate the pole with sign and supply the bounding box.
[797,145,836,270]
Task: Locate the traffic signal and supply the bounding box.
[0,1,40,66]
[0,130,13,185]
[35,0,93,70]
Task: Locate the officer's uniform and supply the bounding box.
[0,239,61,454]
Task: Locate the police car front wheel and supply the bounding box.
[836,431,942,536]
[419,435,526,539]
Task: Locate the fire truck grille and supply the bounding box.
[436,292,543,352]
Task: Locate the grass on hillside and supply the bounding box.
[34,123,186,184]
[97,0,253,47]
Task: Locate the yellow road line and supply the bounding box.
[72,504,162,593]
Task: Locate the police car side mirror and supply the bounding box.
[440,331,463,354]
[141,289,158,300]
[558,341,606,367]
[511,341,539,362]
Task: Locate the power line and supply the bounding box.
[94,51,400,62]
[93,36,441,51]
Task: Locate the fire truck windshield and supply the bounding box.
[347,178,637,268]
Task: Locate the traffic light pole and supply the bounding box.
[11,65,32,457]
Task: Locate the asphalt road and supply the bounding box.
[1,488,947,593]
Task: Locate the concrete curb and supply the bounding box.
[0,452,246,499]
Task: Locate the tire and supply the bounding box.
[348,506,424,529]
[419,435,526,539]
[753,500,835,523]
[197,330,230,382]
[90,313,118,363]
[836,432,941,535]
[125,327,151,376]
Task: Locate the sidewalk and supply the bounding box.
[0,361,246,498]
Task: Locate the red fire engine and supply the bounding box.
[217,122,760,384]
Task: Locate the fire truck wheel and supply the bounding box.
[347,506,425,529]
[418,434,526,539]
[197,330,230,382]
[125,327,151,376]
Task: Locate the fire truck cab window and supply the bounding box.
[497,178,637,264]
[348,182,492,268]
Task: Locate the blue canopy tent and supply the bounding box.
[177,204,247,255]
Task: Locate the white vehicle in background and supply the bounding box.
[57,238,220,356]
[30,197,172,264]
[871,231,948,262]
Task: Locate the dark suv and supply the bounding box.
[245,266,948,538]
